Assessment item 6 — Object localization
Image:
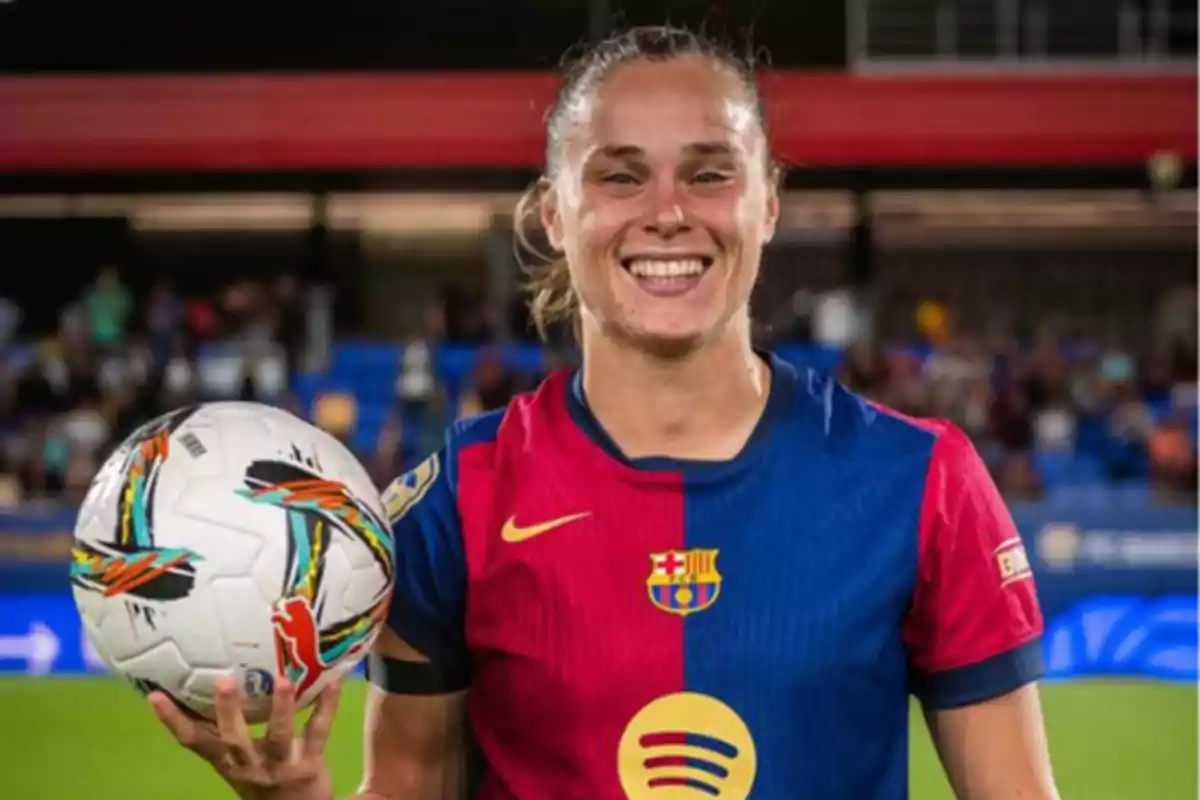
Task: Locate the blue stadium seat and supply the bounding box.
[1033,450,1075,488]
[351,402,391,454]
[1074,454,1107,484]
[502,344,548,376]
[333,341,401,375]
[1075,417,1109,459]
[1147,396,1174,422]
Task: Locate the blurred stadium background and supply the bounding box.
[0,1,1197,798]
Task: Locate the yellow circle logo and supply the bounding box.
[618,692,757,800]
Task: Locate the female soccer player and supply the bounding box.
[151,25,1060,800]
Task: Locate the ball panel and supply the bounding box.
[339,562,391,626]
[79,612,118,673]
[112,638,195,708]
[86,594,174,665]
[169,478,270,575]
[208,575,277,674]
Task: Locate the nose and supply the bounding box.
[643,180,690,238]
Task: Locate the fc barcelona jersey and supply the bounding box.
[383,353,1045,800]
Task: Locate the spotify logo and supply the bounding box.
[618,692,756,799]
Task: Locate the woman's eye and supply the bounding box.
[602,173,639,185]
[693,171,731,184]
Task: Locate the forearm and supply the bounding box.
[926,685,1058,799]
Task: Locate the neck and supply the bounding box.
[579,314,770,461]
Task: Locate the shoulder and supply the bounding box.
[787,363,953,458]
[445,407,507,461]
[439,369,573,482]
[781,363,998,510]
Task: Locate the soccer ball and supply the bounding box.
[71,402,394,724]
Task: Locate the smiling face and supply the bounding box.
[541,54,779,355]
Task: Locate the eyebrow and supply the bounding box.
[683,141,736,157]
[593,141,736,160]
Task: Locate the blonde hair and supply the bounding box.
[511,25,772,341]
[513,177,576,340]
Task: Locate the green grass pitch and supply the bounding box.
[2,678,1194,798]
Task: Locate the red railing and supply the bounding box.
[0,72,1194,171]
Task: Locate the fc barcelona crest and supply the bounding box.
[646,549,722,617]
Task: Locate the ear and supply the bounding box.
[761,169,781,245]
[539,181,565,252]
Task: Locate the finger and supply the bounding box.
[302,680,342,759]
[213,676,260,770]
[262,678,296,765]
[150,691,201,745]
[149,692,227,763]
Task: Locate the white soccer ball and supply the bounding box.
[71,401,394,724]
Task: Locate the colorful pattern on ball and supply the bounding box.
[238,459,394,696]
[70,407,204,601]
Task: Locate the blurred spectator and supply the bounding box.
[459,347,522,416]
[395,322,449,461]
[812,288,860,347]
[313,390,357,448]
[186,294,219,345]
[925,336,987,422]
[162,341,198,408]
[1033,405,1076,453]
[995,451,1043,501]
[61,397,110,455]
[915,300,949,346]
[882,349,931,418]
[62,445,99,505]
[367,416,405,490]
[1070,356,1105,417]
[397,341,437,407]
[1106,391,1154,480]
[959,377,993,442]
[146,281,183,362]
[81,267,133,354]
[1147,411,1196,496]
[839,340,889,397]
[991,384,1034,452]
[1024,330,1070,411]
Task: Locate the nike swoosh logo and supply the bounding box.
[501,512,591,543]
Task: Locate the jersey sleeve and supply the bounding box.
[381,443,469,679]
[903,424,1045,709]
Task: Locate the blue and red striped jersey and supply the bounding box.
[382,353,1045,800]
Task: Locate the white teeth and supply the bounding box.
[627,258,706,278]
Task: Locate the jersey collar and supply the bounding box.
[563,350,799,482]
